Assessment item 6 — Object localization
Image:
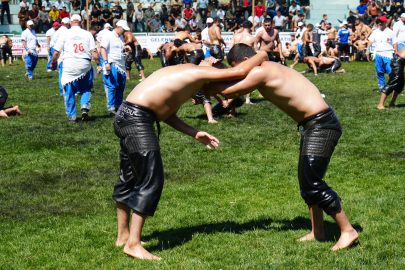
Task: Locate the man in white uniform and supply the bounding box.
[21,20,40,80]
[53,17,70,95]
[295,21,307,59]
[201,17,213,59]
[101,20,130,115]
[46,22,61,72]
[52,14,102,122]
[96,23,112,61]
[392,13,405,53]
[368,16,394,91]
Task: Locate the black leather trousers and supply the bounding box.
[112,101,163,216]
[210,45,224,61]
[382,54,405,95]
[0,85,8,110]
[297,107,342,215]
[189,49,205,65]
[160,50,177,67]
[125,45,144,71]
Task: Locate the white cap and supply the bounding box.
[116,20,130,30]
[27,20,34,26]
[343,21,348,24]
[207,18,214,23]
[315,23,321,27]
[401,13,405,18]
[71,14,82,22]
[298,22,303,27]
[62,17,70,24]
[104,23,112,29]
[339,23,344,27]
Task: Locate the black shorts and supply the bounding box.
[356,49,367,61]
[382,54,405,95]
[288,51,297,60]
[125,45,144,71]
[327,39,335,48]
[301,44,313,59]
[0,85,8,110]
[160,50,176,67]
[212,96,244,115]
[112,101,163,217]
[297,106,342,215]
[324,59,341,73]
[194,89,211,105]
[210,44,224,61]
[189,49,204,65]
[0,43,12,59]
[339,43,349,54]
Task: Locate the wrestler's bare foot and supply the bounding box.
[331,229,359,251]
[9,63,14,66]
[297,232,325,242]
[116,232,130,247]
[290,65,294,69]
[208,119,218,123]
[258,94,263,97]
[377,105,387,110]
[15,106,22,115]
[123,242,162,261]
[0,110,8,118]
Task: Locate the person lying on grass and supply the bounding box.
[204,43,358,251]
[0,86,22,118]
[111,50,268,261]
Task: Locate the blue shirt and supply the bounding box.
[357,5,367,15]
[338,28,350,44]
[197,0,209,9]
[183,0,193,6]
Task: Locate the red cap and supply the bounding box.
[379,16,387,22]
[53,22,61,27]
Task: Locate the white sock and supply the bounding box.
[246,97,251,103]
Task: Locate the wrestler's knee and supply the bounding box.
[301,187,341,215]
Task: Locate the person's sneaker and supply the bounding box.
[108,109,116,116]
[67,116,76,123]
[81,109,89,121]
[29,77,33,81]
[47,69,52,72]
[25,72,29,77]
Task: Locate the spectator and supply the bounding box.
[219,0,231,11]
[49,5,59,24]
[237,14,245,28]
[202,11,211,28]
[114,1,123,13]
[394,2,405,15]
[277,1,289,17]
[112,5,122,27]
[33,0,42,12]
[240,0,252,17]
[91,6,102,30]
[93,0,102,10]
[255,1,265,17]
[288,1,300,22]
[197,0,209,22]
[299,0,310,19]
[266,6,276,20]
[357,0,368,17]
[174,14,187,31]
[363,11,374,26]
[29,4,40,32]
[267,0,276,10]
[161,0,170,7]
[210,0,218,11]
[103,0,112,9]
[235,6,243,20]
[81,6,90,29]
[159,4,170,24]
[368,0,380,18]
[183,0,192,9]
[171,0,182,9]
[226,13,238,31]
[347,11,357,26]
[273,10,287,31]
[71,0,81,10]
[189,15,199,31]
[144,5,155,31]
[260,10,271,23]
[71,6,81,16]
[225,8,233,20]
[148,14,161,31]
[42,0,52,11]
[320,14,327,30]
[55,0,64,11]
[217,7,225,21]
[127,0,134,31]
[383,0,394,17]
[291,9,302,30]
[391,13,400,28]
[59,6,69,20]
[38,6,50,32]
[20,0,29,9]
[170,5,181,21]
[141,0,155,11]
[0,0,10,25]
[134,5,144,32]
[18,6,29,30]
[101,5,113,26]
[183,4,194,22]
[248,13,260,31]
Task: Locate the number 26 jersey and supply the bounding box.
[54,26,97,61]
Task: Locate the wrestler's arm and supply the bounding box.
[253,39,258,51]
[146,48,154,60]
[163,114,220,149]
[90,48,101,65]
[52,50,61,63]
[189,34,202,43]
[229,37,235,50]
[124,35,133,46]
[276,31,284,60]
[309,59,318,74]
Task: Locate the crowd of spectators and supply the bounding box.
[355,0,405,30]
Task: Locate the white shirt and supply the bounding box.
[100,30,125,67]
[140,0,154,8]
[81,9,91,20]
[288,5,300,14]
[368,27,394,58]
[248,16,260,26]
[53,25,69,45]
[54,26,96,60]
[273,15,287,27]
[217,10,225,20]
[42,1,52,10]
[46,27,57,47]
[21,28,38,50]
[202,27,210,53]
[296,27,307,45]
[20,2,29,8]
[392,20,405,45]
[96,29,111,43]
[55,0,65,10]
[259,15,270,23]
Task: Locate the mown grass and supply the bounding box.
[1,58,405,269]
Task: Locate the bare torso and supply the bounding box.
[124,32,140,50]
[290,40,298,51]
[234,31,256,47]
[327,28,337,39]
[0,36,7,44]
[257,28,278,52]
[302,29,312,45]
[178,42,202,52]
[208,25,222,45]
[319,56,336,66]
[174,31,190,41]
[162,42,176,59]
[355,39,368,51]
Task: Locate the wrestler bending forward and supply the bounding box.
[112,49,268,260]
[205,44,358,251]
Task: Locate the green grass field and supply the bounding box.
[1,58,405,269]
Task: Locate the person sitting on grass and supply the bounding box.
[111,49,268,261]
[0,86,22,118]
[204,44,358,251]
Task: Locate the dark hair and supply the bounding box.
[213,62,227,69]
[173,38,183,47]
[323,14,327,17]
[263,18,272,24]
[327,22,332,25]
[307,23,313,28]
[196,28,202,32]
[89,26,98,31]
[214,17,222,23]
[227,43,257,65]
[243,20,253,29]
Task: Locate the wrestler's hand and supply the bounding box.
[222,100,229,108]
[192,98,201,105]
[195,131,220,149]
[97,66,103,73]
[204,56,220,64]
[280,54,285,62]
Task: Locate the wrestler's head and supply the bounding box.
[290,34,295,41]
[173,38,183,47]
[360,34,365,40]
[303,57,310,63]
[227,43,257,67]
[243,20,253,30]
[202,61,228,96]
[307,23,313,31]
[262,18,272,32]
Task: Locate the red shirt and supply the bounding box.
[254,6,265,17]
[60,11,70,19]
[183,8,194,19]
[243,0,249,7]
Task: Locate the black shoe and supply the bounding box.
[81,109,89,121]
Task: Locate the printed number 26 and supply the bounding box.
[74,43,84,53]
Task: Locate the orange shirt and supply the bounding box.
[368,5,378,16]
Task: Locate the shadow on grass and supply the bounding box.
[250,98,268,104]
[393,104,405,108]
[184,112,248,121]
[144,216,363,251]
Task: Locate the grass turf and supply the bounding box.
[1,58,405,269]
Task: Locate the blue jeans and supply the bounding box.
[39,20,50,32]
[103,63,126,111]
[63,68,93,120]
[24,52,38,78]
[134,19,144,32]
[375,54,392,87]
